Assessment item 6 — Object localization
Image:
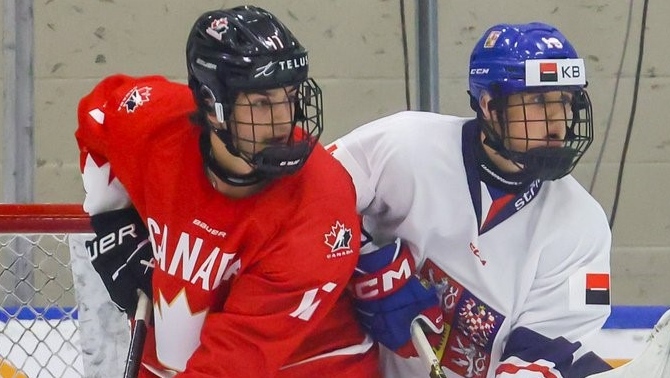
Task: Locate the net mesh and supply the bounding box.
[0,205,89,378]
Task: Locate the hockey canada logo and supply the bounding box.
[324,221,353,258]
[206,17,229,41]
[118,86,151,113]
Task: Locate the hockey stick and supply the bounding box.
[587,308,670,378]
[412,309,670,378]
[411,320,448,378]
[123,290,152,378]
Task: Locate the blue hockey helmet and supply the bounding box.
[469,22,584,108]
[468,22,593,182]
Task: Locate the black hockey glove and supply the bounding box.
[86,207,154,316]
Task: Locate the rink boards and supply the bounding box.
[1,305,668,377]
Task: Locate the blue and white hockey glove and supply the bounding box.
[349,238,444,358]
[86,207,154,316]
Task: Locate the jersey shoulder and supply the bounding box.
[334,111,469,164]
[255,143,360,250]
[545,176,609,229]
[304,143,357,196]
[77,74,194,149]
[329,111,471,213]
[338,110,467,144]
[536,177,611,266]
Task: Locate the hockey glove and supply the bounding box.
[349,238,444,358]
[86,207,153,316]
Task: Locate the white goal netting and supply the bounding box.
[0,204,129,378]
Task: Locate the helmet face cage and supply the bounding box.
[222,78,323,176]
[486,88,593,181]
[469,22,593,180]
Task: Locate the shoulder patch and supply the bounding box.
[569,268,610,310]
[118,86,152,113]
[324,221,354,259]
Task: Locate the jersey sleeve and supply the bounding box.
[176,199,363,376]
[75,74,192,215]
[497,198,612,377]
[79,150,132,216]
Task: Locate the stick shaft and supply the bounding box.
[123,291,152,378]
[411,321,447,378]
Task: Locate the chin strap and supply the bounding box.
[198,132,266,187]
[474,129,533,192]
[515,146,579,181]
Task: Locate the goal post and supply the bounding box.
[0,204,129,378]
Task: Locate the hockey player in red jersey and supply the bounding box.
[75,6,378,377]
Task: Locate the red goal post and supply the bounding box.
[0,203,90,233]
[0,204,127,378]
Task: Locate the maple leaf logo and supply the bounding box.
[210,17,229,32]
[324,221,352,253]
[81,151,117,185]
[154,290,208,371]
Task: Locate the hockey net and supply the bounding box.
[0,204,90,378]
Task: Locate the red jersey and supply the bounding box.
[76,74,378,378]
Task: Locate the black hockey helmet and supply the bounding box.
[186,6,323,185]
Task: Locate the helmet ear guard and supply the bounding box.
[196,84,228,123]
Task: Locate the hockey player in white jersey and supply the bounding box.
[331,22,612,377]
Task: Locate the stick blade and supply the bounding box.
[588,309,670,378]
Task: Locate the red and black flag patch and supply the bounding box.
[585,273,610,305]
[539,62,558,82]
[569,268,611,310]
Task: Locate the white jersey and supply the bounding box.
[330,111,612,378]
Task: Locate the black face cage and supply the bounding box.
[224,78,324,178]
[488,89,593,181]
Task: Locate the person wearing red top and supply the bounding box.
[75,6,378,377]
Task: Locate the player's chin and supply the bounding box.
[510,140,565,152]
[264,134,291,145]
[527,140,566,150]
